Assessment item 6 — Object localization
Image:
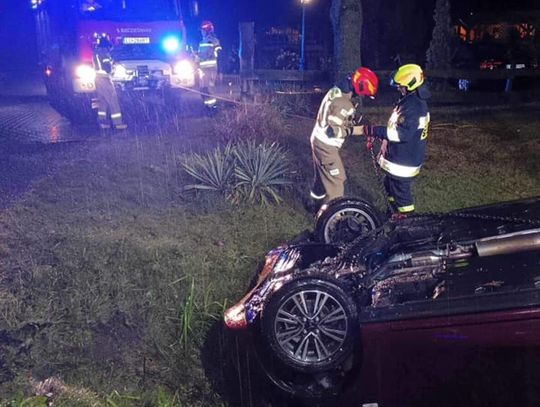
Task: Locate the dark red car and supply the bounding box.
[224,197,540,406]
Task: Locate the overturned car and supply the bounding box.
[224,197,540,404]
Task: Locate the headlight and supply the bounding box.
[273,248,300,273]
[173,60,194,81]
[162,36,181,53]
[75,65,96,82]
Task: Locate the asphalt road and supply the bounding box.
[0,71,99,145]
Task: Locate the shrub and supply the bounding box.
[180,141,291,205]
[181,143,235,198]
[233,140,291,205]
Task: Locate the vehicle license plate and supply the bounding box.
[123,37,150,44]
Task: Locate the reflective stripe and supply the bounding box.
[98,111,107,116]
[311,126,345,148]
[200,60,217,67]
[329,168,340,176]
[204,98,217,105]
[418,114,429,129]
[386,111,400,142]
[398,204,415,213]
[327,115,344,125]
[387,127,400,142]
[341,108,354,117]
[378,156,421,178]
[110,113,122,119]
[310,191,326,200]
[387,196,395,202]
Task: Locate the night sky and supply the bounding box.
[0,0,538,71]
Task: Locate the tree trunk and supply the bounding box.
[331,0,363,81]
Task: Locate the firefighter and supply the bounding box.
[360,64,431,216]
[309,67,379,208]
[197,20,222,110]
[93,34,127,130]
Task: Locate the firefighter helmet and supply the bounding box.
[392,64,424,91]
[351,67,379,97]
[200,20,214,34]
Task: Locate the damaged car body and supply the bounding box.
[224,197,540,403]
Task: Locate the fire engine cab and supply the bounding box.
[33,0,197,121]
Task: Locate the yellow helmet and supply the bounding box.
[392,64,424,91]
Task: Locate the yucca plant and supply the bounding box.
[233,140,291,205]
[181,143,236,197]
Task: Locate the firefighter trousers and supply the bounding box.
[199,66,218,107]
[310,138,347,203]
[384,174,415,213]
[95,74,124,127]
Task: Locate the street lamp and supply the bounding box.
[299,0,311,71]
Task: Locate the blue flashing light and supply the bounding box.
[162,36,181,54]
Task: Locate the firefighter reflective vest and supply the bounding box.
[372,91,430,178]
[310,87,356,149]
[198,34,221,69]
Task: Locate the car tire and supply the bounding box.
[260,276,359,374]
[315,197,384,244]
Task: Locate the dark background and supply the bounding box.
[0,0,539,72]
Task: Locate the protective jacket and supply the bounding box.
[370,91,430,178]
[198,33,222,69]
[310,87,356,149]
[93,47,113,75]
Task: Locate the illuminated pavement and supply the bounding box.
[0,71,95,208]
[0,71,98,145]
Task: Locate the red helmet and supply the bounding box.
[351,67,379,97]
[200,20,214,34]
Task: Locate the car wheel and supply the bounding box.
[261,276,358,373]
[315,198,383,244]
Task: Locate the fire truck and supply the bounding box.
[33,0,198,122]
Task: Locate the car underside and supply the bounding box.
[224,197,540,398]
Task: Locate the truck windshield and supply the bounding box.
[79,0,180,21]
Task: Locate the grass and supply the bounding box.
[0,97,539,406]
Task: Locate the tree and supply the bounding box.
[426,0,452,70]
[330,0,363,80]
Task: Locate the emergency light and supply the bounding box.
[162,36,181,53]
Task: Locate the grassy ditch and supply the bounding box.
[0,99,539,406]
